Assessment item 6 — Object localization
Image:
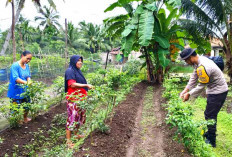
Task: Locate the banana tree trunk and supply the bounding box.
[0,0,25,56]
[153,49,163,84]
[144,47,154,82]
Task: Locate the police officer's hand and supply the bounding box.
[183,92,190,102]
[180,90,187,99]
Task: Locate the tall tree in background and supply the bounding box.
[0,0,56,56]
[35,6,61,31]
[11,0,16,61]
[180,0,232,82]
[79,21,101,53]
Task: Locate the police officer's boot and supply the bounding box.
[205,133,216,147]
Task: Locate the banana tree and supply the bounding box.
[105,0,184,83]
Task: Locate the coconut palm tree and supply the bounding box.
[0,0,56,56]
[79,21,102,53]
[35,5,61,31]
[180,0,232,82]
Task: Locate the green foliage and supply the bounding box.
[52,76,65,104]
[65,68,142,150]
[169,63,194,73]
[105,0,186,82]
[0,56,13,68]
[153,35,170,49]
[158,49,170,68]
[0,101,24,128]
[0,137,3,144]
[0,83,8,97]
[25,42,40,54]
[138,9,154,46]
[104,69,123,89]
[20,81,48,119]
[122,59,141,75]
[163,77,216,156]
[193,97,232,157]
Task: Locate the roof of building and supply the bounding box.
[210,38,223,48]
[110,47,123,55]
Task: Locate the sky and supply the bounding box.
[0,0,127,31]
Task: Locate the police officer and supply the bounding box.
[179,48,228,147]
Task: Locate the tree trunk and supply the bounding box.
[0,0,25,56]
[64,18,68,69]
[144,47,154,82]
[226,51,232,83]
[225,14,232,83]
[12,0,16,62]
[19,31,25,51]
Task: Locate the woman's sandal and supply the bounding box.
[74,134,85,139]
[66,141,75,149]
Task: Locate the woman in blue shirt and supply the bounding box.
[7,51,32,123]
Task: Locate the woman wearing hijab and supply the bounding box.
[7,50,32,123]
[65,55,93,148]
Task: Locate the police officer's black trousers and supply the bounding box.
[204,91,228,144]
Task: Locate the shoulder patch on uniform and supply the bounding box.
[197,65,209,83]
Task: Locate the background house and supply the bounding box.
[210,38,223,56]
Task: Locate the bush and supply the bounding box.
[123,59,141,75]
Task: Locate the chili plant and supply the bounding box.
[20,81,48,119]
[163,77,216,157]
[0,101,24,128]
[52,76,65,104]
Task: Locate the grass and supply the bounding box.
[169,63,194,73]
[192,97,232,157]
[136,86,155,156]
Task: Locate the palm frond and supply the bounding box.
[181,0,219,29]
[179,19,217,40]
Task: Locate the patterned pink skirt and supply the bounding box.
[66,101,86,131]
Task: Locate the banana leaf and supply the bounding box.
[138,10,154,46]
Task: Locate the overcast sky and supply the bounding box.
[0,0,127,31]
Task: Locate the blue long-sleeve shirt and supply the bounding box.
[7,62,31,99]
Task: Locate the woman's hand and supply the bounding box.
[27,80,32,86]
[87,84,94,89]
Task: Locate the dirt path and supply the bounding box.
[126,86,166,156]
[75,82,192,157]
[126,85,191,157]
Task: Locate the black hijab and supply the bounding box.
[65,55,88,92]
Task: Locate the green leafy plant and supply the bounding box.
[0,101,24,128]
[52,76,65,104]
[163,77,216,156]
[20,81,48,119]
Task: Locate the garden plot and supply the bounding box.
[75,82,191,157]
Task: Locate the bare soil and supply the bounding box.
[0,102,66,156]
